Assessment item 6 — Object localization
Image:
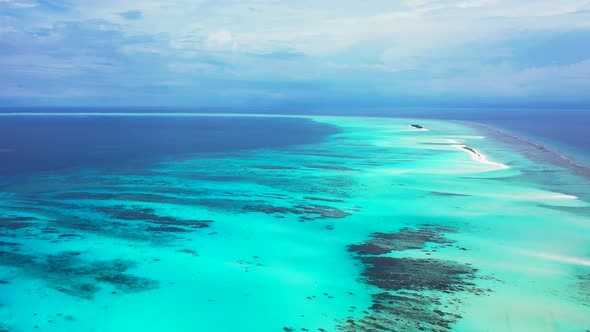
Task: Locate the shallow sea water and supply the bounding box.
[0,114,589,332]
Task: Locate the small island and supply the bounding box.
[411,124,424,129]
[462,146,482,158]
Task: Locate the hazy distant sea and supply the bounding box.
[1,107,588,167]
[0,115,337,176]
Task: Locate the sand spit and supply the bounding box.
[454,144,509,171]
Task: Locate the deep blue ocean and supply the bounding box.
[0,115,338,176]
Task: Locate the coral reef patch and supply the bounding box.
[0,250,158,299]
[348,226,455,255]
[340,225,489,331]
[242,203,351,221]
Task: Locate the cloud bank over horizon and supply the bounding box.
[1,0,589,108]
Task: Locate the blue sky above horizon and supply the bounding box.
[1,0,589,109]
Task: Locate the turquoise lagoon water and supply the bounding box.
[0,114,589,332]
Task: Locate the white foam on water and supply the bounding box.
[512,248,590,267]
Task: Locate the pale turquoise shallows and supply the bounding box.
[0,115,589,332]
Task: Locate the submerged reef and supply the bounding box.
[0,189,222,244]
[0,216,37,230]
[348,226,455,255]
[97,205,214,230]
[340,225,488,331]
[303,196,346,203]
[0,249,158,299]
[305,165,359,171]
[575,274,590,306]
[242,203,351,221]
[0,241,20,248]
[429,191,471,197]
[250,165,300,170]
[360,257,478,292]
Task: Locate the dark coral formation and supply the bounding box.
[575,274,590,306]
[344,292,464,331]
[0,216,37,230]
[0,250,158,299]
[175,248,198,256]
[53,192,212,208]
[96,205,213,230]
[429,191,471,197]
[340,225,488,331]
[360,257,478,292]
[20,189,226,243]
[292,152,366,160]
[146,226,187,232]
[250,165,299,170]
[0,241,21,248]
[303,196,346,203]
[305,165,358,171]
[242,203,350,221]
[348,226,455,255]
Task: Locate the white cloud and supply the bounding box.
[205,29,238,51]
[411,58,590,97]
[19,0,590,59]
[1,0,589,103]
[0,0,37,8]
[0,25,17,33]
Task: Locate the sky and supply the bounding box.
[1,0,589,109]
